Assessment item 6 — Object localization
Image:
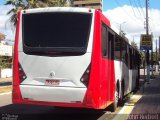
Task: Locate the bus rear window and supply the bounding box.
[22,12,92,55]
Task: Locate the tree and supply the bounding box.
[139,51,146,68]
[0,56,12,69]
[0,32,6,41]
[27,0,68,8]
[5,0,26,27]
[120,30,126,36]
[5,0,68,27]
[131,41,138,49]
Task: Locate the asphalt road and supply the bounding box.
[0,104,104,120]
[0,92,12,106]
[0,93,120,120]
[0,82,12,87]
[0,77,12,87]
[129,76,160,115]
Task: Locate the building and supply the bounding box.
[0,32,5,41]
[72,0,102,11]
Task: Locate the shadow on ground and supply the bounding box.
[130,75,160,114]
[0,104,109,120]
[0,82,12,87]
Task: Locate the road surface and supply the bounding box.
[0,92,12,106]
[0,93,121,120]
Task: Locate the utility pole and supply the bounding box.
[133,36,134,43]
[68,0,73,6]
[156,39,158,62]
[146,0,149,35]
[119,22,126,36]
[146,0,150,83]
[151,32,153,77]
[156,39,158,72]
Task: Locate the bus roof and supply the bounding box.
[22,7,96,14]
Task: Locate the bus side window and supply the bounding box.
[121,41,125,62]
[108,29,115,60]
[115,35,121,60]
[126,44,129,66]
[129,47,133,69]
[101,23,108,57]
[101,22,115,60]
[133,50,136,69]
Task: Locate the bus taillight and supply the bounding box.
[18,63,27,83]
[80,65,91,87]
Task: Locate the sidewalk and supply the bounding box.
[0,77,12,87]
[0,77,12,94]
[129,75,160,115]
[0,77,12,83]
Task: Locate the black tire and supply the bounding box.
[110,86,118,112]
[118,82,124,106]
[136,77,139,89]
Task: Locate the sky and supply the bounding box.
[0,0,160,50]
[102,0,160,50]
[103,0,160,11]
[0,0,14,43]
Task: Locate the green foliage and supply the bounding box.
[140,51,145,60]
[150,52,159,65]
[5,0,27,27]
[140,51,160,65]
[27,0,68,8]
[131,41,138,49]
[0,56,12,69]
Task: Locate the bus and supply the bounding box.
[13,7,140,111]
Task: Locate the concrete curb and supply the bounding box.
[0,77,12,83]
[0,91,11,95]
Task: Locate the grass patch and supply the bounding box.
[122,92,134,105]
[153,71,159,76]
[126,92,133,99]
[0,86,12,94]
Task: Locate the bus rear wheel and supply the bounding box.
[118,82,124,106]
[110,86,118,112]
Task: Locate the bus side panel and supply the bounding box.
[12,11,23,103]
[100,59,115,108]
[100,13,115,108]
[84,11,116,109]
[83,10,101,109]
[100,14,115,108]
[130,69,138,91]
[100,60,116,108]
[109,60,116,102]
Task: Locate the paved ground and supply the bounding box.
[0,77,12,87]
[128,74,160,119]
[0,77,12,83]
[0,92,12,106]
[0,77,12,94]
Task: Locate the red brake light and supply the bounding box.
[80,65,91,87]
[18,63,27,83]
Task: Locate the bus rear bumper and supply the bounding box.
[13,85,93,108]
[19,85,87,103]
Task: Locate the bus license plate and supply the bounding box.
[45,80,59,86]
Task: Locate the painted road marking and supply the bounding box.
[0,92,12,96]
[112,95,142,120]
[0,85,12,88]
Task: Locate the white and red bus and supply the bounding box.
[13,7,140,111]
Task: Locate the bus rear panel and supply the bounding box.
[13,8,104,109]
